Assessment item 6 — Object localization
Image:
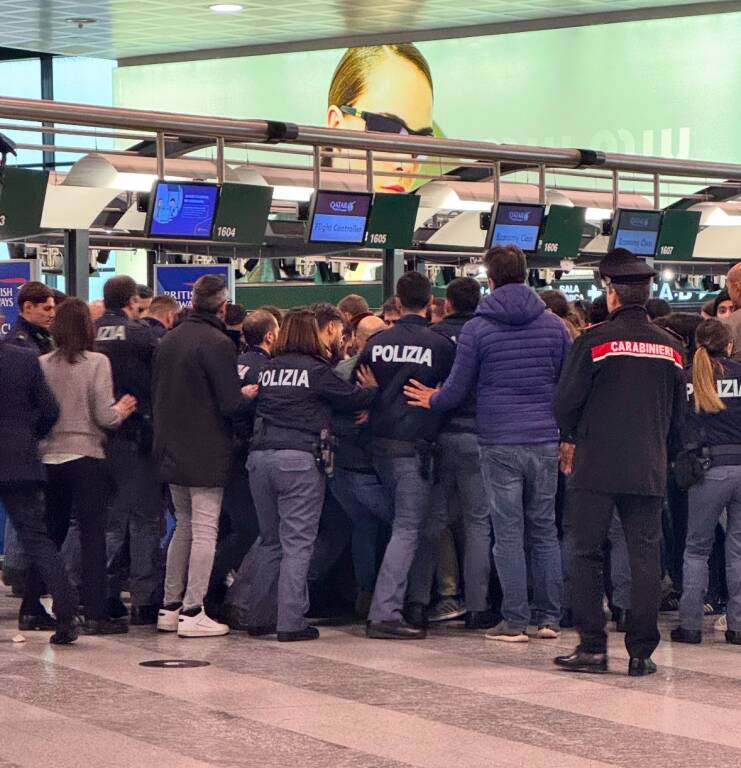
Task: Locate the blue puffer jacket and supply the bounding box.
[430,283,571,445]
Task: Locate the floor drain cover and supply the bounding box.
[139,659,210,668]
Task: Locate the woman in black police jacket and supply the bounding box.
[244,308,378,641]
[672,319,741,646]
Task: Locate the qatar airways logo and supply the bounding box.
[629,215,650,228]
[330,200,356,213]
[508,210,532,223]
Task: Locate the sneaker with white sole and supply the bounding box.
[485,620,529,643]
[178,608,230,638]
[715,614,728,632]
[536,625,561,639]
[428,596,467,623]
[157,602,182,632]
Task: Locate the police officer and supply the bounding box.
[406,276,494,629]
[95,275,161,625]
[5,281,55,355]
[554,249,686,676]
[220,310,279,625]
[242,307,377,641]
[359,272,456,639]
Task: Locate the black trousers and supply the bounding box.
[24,458,108,620]
[567,488,662,659]
[0,481,78,624]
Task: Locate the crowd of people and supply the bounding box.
[1,247,740,676]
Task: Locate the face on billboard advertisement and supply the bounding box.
[113,13,741,178]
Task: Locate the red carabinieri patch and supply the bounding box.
[591,340,683,368]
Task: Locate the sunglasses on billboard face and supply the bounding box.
[340,105,434,137]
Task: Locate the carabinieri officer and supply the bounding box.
[359,272,455,640]
[553,248,686,676]
[242,307,378,642]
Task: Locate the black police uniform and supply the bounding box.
[94,309,162,619]
[554,252,686,668]
[407,312,493,617]
[142,316,168,339]
[5,316,53,355]
[358,314,456,632]
[241,352,377,635]
[216,346,273,617]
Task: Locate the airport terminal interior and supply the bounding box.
[2,2,741,766]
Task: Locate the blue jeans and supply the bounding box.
[408,431,492,612]
[329,468,392,593]
[680,465,741,632]
[370,450,431,623]
[480,443,562,630]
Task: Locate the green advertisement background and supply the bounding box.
[113,12,741,165]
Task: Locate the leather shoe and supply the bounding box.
[50,617,80,645]
[82,618,130,635]
[671,626,701,644]
[629,657,657,676]
[105,598,129,621]
[130,605,159,625]
[366,620,426,640]
[277,626,319,642]
[18,613,56,631]
[726,630,741,645]
[403,602,429,629]
[465,610,500,630]
[554,648,608,674]
[615,609,631,634]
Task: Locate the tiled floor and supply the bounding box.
[1,591,740,767]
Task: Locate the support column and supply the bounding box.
[40,55,55,171]
[63,229,89,301]
[382,248,404,301]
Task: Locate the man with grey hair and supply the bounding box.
[153,275,256,638]
[723,263,741,362]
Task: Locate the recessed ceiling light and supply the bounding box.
[209,3,244,12]
[65,17,97,29]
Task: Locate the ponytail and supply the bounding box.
[692,319,732,414]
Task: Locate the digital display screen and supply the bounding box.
[611,209,663,257]
[148,182,219,239]
[308,190,373,244]
[489,203,545,253]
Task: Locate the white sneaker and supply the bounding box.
[715,614,728,632]
[157,604,182,633]
[177,609,230,638]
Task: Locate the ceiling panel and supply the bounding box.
[0,0,737,62]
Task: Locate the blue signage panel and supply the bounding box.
[308,191,373,245]
[153,264,234,308]
[488,203,546,253]
[0,259,39,336]
[148,182,220,239]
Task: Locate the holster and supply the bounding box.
[415,439,440,484]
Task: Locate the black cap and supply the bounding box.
[599,248,657,284]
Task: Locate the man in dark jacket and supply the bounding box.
[406,277,494,629]
[406,246,571,643]
[553,249,686,676]
[0,344,79,644]
[5,281,55,355]
[153,275,254,638]
[359,272,456,639]
[95,275,161,625]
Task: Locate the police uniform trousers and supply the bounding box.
[407,431,492,612]
[105,435,163,609]
[369,441,433,623]
[242,449,325,632]
[567,488,662,658]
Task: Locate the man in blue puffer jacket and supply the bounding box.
[405,245,571,642]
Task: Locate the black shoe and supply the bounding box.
[82,618,130,636]
[277,626,319,642]
[248,625,277,637]
[105,597,129,622]
[726,630,741,645]
[465,610,500,630]
[130,605,159,625]
[366,619,427,640]
[18,613,56,631]
[671,626,701,644]
[50,617,80,645]
[403,602,429,629]
[616,609,631,634]
[629,657,657,677]
[554,648,608,674]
